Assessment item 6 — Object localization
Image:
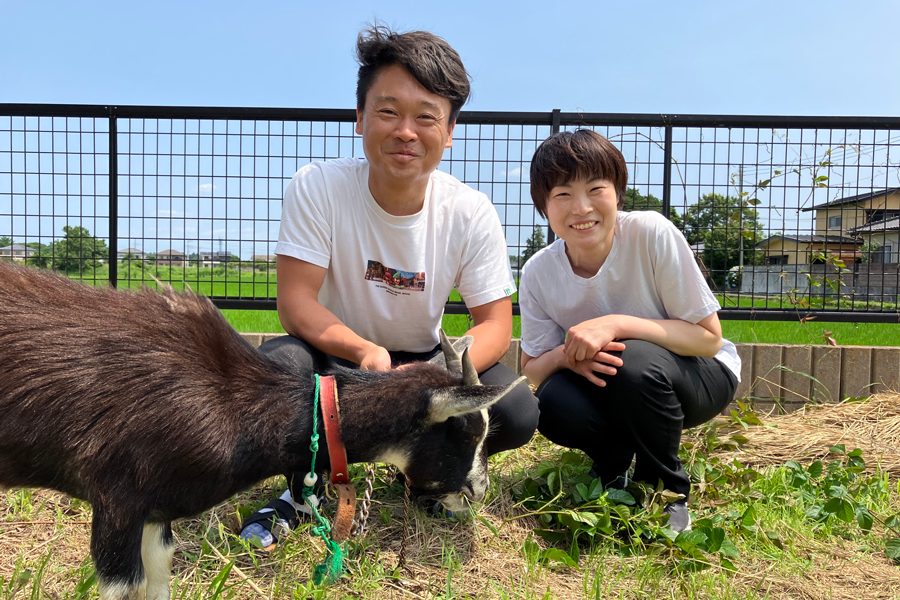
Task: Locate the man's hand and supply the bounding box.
[358,344,393,371]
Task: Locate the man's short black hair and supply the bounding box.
[356,25,471,123]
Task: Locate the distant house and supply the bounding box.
[0,243,31,262]
[155,249,187,267]
[755,234,862,266]
[849,215,900,264]
[251,254,276,264]
[755,187,900,265]
[117,247,145,261]
[198,250,236,267]
[802,187,900,235]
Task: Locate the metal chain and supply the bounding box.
[351,463,377,537]
[397,472,411,570]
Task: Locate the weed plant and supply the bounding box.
[3,408,899,598]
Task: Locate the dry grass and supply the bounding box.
[3,394,900,598]
[715,392,900,475]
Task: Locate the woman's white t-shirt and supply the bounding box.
[519,211,741,380]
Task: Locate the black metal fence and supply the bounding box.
[2,104,899,322]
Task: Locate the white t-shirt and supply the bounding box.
[276,158,516,353]
[519,211,741,380]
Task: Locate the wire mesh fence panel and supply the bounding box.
[113,115,362,306]
[0,113,111,287]
[1,105,898,319]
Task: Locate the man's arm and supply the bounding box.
[276,254,392,370]
[464,296,513,373]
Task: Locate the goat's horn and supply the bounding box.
[439,329,462,376]
[461,347,480,386]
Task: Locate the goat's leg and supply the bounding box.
[90,504,148,600]
[141,522,174,600]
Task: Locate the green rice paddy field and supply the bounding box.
[76,265,899,347]
[221,310,899,347]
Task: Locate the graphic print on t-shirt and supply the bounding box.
[364,260,426,296]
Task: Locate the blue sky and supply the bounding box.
[2,2,899,258]
[3,1,899,116]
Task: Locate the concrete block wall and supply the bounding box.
[242,334,899,410]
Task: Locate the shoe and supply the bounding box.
[240,492,318,550]
[664,500,692,533]
[588,465,630,490]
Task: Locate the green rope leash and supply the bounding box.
[302,373,346,585]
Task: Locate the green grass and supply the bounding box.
[3,405,899,598]
[721,319,900,346]
[221,309,900,347]
[4,264,895,597]
[62,264,900,346]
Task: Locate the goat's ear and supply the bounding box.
[427,376,527,423]
[452,335,474,354]
[427,330,473,373]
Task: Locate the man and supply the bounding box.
[241,25,538,548]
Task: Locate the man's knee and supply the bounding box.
[258,335,318,373]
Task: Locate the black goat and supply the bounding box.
[0,262,516,599]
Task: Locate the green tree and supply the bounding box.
[25,243,52,268]
[0,236,12,248]
[52,225,108,272]
[521,225,547,265]
[622,188,683,228]
[682,193,764,286]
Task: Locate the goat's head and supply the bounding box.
[382,332,517,513]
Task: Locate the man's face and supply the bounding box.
[356,64,455,200]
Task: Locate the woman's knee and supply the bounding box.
[535,371,597,446]
[609,340,675,391]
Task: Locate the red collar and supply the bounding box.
[319,375,349,485]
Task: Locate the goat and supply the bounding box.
[0,262,517,599]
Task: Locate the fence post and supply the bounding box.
[662,122,673,218]
[108,107,118,288]
[546,109,562,244]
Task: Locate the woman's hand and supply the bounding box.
[564,316,621,363]
[567,341,626,387]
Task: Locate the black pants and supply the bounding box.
[258,335,539,495]
[536,339,736,499]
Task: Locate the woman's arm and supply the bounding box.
[521,341,626,388]
[563,312,723,364]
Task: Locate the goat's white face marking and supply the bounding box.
[439,408,490,512]
[141,522,174,599]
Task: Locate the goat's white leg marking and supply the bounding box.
[97,579,145,600]
[141,522,173,600]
